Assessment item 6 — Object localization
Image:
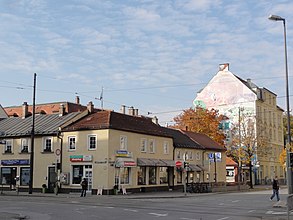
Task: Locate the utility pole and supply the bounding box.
[214,152,217,183]
[238,107,242,190]
[29,73,36,194]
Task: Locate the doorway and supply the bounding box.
[48,166,57,193]
[84,165,92,192]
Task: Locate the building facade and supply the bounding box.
[194,63,284,184]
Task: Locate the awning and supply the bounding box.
[196,164,207,171]
[137,158,175,167]
[188,164,202,172]
[115,158,136,168]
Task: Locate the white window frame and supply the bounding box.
[149,139,155,153]
[140,138,147,152]
[21,138,30,153]
[5,139,13,153]
[163,141,169,154]
[177,150,181,159]
[88,135,97,150]
[68,136,76,151]
[196,152,201,160]
[120,135,127,150]
[43,137,53,152]
[189,151,193,160]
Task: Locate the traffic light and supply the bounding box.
[289,152,293,167]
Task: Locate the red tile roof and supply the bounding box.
[63,110,172,138]
[180,130,226,151]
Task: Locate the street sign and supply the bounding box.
[175,161,182,167]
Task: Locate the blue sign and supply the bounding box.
[208,153,222,162]
[1,159,29,165]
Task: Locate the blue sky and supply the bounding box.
[0,0,292,125]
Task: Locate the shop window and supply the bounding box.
[1,167,16,185]
[120,167,130,184]
[68,136,76,150]
[159,167,168,184]
[149,167,156,185]
[120,135,127,150]
[20,167,30,186]
[88,135,97,150]
[138,167,146,185]
[43,137,53,152]
[72,165,83,184]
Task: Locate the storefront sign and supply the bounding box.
[116,150,132,157]
[70,155,92,162]
[1,159,29,165]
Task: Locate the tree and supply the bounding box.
[172,107,225,146]
[227,108,268,189]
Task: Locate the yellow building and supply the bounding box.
[0,103,227,194]
[194,63,284,184]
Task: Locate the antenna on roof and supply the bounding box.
[95,87,104,110]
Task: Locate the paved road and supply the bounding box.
[0,187,290,220]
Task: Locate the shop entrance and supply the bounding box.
[0,167,17,190]
[48,166,57,193]
[84,165,92,192]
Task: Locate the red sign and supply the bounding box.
[175,161,182,167]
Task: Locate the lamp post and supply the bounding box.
[269,14,292,193]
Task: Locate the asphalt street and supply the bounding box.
[0,186,291,220]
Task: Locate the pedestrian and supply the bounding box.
[270,176,280,201]
[80,178,88,197]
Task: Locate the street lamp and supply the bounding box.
[268,14,292,193]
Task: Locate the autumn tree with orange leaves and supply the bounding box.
[172,107,226,146]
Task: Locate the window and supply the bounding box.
[120,167,130,184]
[149,167,156,184]
[189,151,193,160]
[177,151,181,159]
[5,140,12,153]
[163,141,169,154]
[137,167,146,185]
[120,135,127,150]
[159,167,168,184]
[149,139,155,153]
[20,167,30,186]
[88,135,97,150]
[196,152,201,160]
[140,138,147,152]
[43,137,52,152]
[21,139,29,153]
[72,165,83,184]
[68,136,76,150]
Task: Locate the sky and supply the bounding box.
[0,0,293,126]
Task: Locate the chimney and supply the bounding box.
[152,116,158,125]
[134,109,139,116]
[22,102,28,119]
[76,96,80,105]
[128,106,134,116]
[59,104,65,116]
[219,63,229,71]
[87,101,94,113]
[121,105,126,114]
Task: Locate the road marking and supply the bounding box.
[217,217,230,220]
[266,210,287,215]
[149,212,168,217]
[248,210,255,213]
[180,218,201,220]
[219,203,225,205]
[231,200,239,203]
[124,209,138,212]
[105,206,114,209]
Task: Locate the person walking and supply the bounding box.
[270,176,280,201]
[80,178,88,197]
